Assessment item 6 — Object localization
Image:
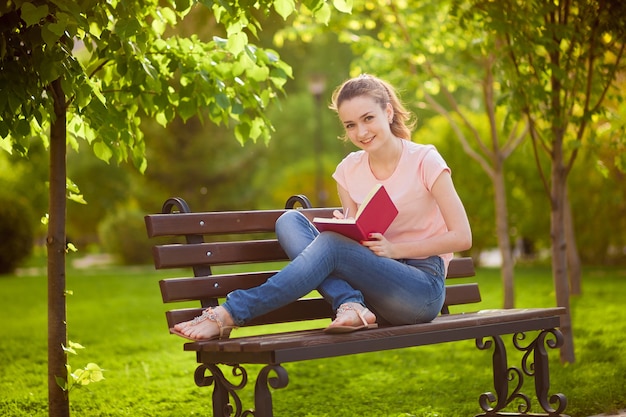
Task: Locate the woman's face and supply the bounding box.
[337,95,394,152]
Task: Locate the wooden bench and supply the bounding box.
[145,196,569,417]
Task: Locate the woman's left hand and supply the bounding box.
[361,233,395,258]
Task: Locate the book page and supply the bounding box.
[311,217,356,224]
[313,184,383,224]
[354,183,383,219]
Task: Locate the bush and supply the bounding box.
[0,195,35,274]
[98,207,154,265]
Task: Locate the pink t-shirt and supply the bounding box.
[332,140,453,267]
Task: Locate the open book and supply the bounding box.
[313,184,399,241]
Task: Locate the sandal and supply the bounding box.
[169,307,235,341]
[324,303,378,334]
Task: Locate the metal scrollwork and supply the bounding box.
[476,335,530,414]
[194,363,289,417]
[194,364,249,417]
[251,364,289,417]
[476,329,569,416]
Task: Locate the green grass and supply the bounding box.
[1,257,625,416]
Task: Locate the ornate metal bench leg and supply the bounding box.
[193,363,288,417]
[194,363,249,417]
[475,329,569,416]
[253,364,289,417]
[523,329,569,416]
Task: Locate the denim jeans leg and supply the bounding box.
[275,211,364,310]
[221,226,445,326]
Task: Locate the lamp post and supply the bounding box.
[308,75,327,207]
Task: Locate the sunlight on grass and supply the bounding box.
[1,260,625,416]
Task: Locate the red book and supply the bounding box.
[313,184,398,241]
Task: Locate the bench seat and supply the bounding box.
[188,308,563,359]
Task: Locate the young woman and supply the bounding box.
[173,74,472,340]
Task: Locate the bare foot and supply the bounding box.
[172,306,235,340]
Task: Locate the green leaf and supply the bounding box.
[46,20,67,38]
[175,0,191,11]
[215,93,230,110]
[68,341,86,350]
[178,98,197,122]
[66,178,81,194]
[84,363,105,382]
[93,141,113,163]
[226,32,248,56]
[274,0,296,20]
[234,121,251,143]
[55,376,68,392]
[15,119,31,137]
[314,2,332,25]
[21,3,49,26]
[155,112,168,127]
[140,58,159,80]
[247,65,269,82]
[0,123,10,142]
[62,344,78,355]
[41,26,62,46]
[332,0,352,14]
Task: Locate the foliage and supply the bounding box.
[453,0,626,173]
[569,151,626,265]
[1,263,625,416]
[57,341,105,393]
[0,194,35,274]
[0,0,302,167]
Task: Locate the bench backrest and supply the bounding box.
[145,197,480,330]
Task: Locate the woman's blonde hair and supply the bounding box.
[330,74,415,140]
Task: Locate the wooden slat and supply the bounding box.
[145,208,337,238]
[444,283,481,307]
[165,298,333,329]
[145,211,283,237]
[446,257,475,278]
[153,240,287,269]
[161,270,480,308]
[162,280,479,326]
[160,272,277,303]
[163,281,481,329]
[159,258,478,303]
[153,241,474,276]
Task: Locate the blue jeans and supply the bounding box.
[222,210,446,326]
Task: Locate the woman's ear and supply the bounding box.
[386,102,394,123]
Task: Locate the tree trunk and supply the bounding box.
[493,165,515,308]
[48,79,69,416]
[551,144,575,363]
[564,188,582,295]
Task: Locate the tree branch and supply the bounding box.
[423,91,494,178]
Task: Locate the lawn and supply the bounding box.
[0,255,625,417]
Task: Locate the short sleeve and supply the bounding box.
[421,147,450,192]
